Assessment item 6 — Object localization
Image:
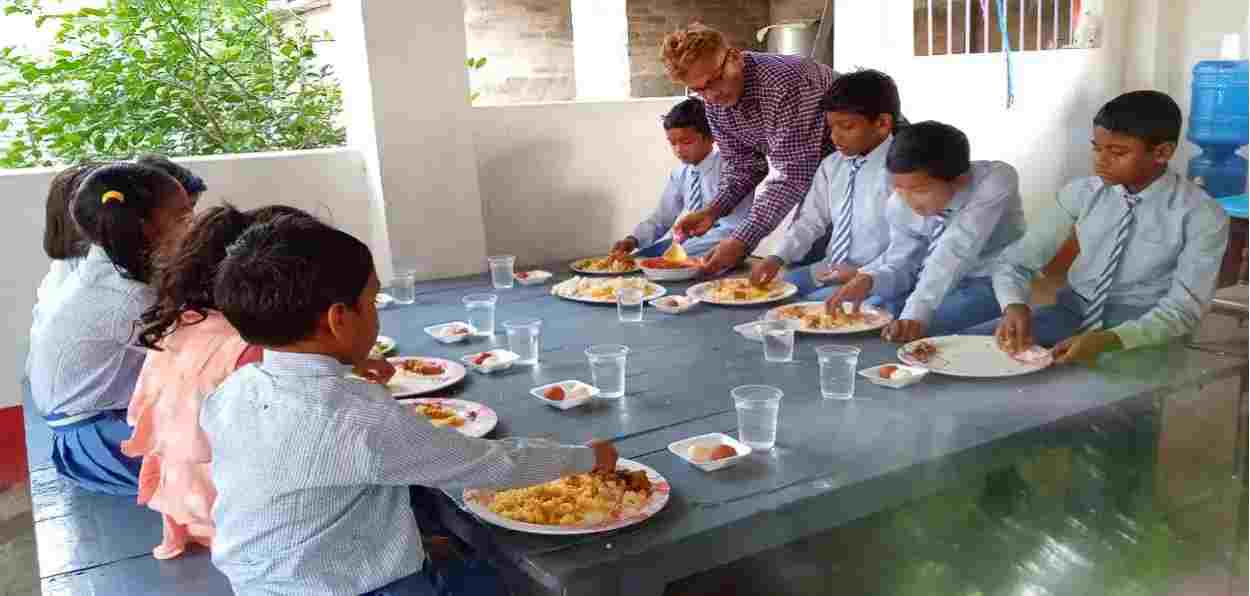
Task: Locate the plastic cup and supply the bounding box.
[760,320,795,362]
[391,272,416,305]
[816,345,860,400]
[732,385,783,450]
[503,319,542,365]
[616,287,644,322]
[488,256,516,289]
[586,344,629,398]
[462,293,498,336]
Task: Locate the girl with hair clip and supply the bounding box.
[122,204,314,559]
[27,163,193,495]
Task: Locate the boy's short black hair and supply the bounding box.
[662,98,712,137]
[886,120,970,181]
[214,216,374,347]
[819,69,901,129]
[136,154,208,198]
[1093,90,1182,147]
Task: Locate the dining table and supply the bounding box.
[377,263,1247,596]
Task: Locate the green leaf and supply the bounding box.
[3,6,21,16]
[0,119,9,132]
[78,7,108,17]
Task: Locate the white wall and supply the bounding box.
[0,148,378,409]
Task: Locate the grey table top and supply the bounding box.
[380,267,1246,595]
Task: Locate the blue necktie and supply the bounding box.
[926,209,952,259]
[1079,192,1142,334]
[827,157,867,266]
[688,169,704,212]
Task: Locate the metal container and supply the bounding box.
[756,20,820,57]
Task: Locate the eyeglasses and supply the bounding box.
[687,50,732,97]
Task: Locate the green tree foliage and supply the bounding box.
[0,0,345,168]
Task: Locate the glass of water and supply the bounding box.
[391,271,416,305]
[816,345,861,400]
[616,287,644,322]
[503,319,542,365]
[488,255,516,289]
[462,293,497,336]
[586,344,629,398]
[732,385,783,450]
[760,320,795,362]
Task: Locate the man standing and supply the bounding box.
[662,26,835,275]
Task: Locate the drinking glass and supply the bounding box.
[391,272,416,305]
[586,344,629,398]
[760,320,795,362]
[616,287,644,322]
[503,319,542,365]
[488,255,516,289]
[462,294,497,336]
[816,345,861,400]
[732,385,783,450]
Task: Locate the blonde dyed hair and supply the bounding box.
[660,26,728,81]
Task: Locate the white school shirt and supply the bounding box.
[863,161,1026,323]
[629,149,752,248]
[771,136,894,266]
[201,350,596,596]
[993,171,1229,349]
[27,257,84,377]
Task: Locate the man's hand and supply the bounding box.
[354,358,396,384]
[750,256,783,287]
[674,209,717,241]
[826,273,874,314]
[815,263,859,285]
[1052,330,1122,366]
[612,237,639,256]
[699,238,747,276]
[882,319,928,343]
[995,304,1034,354]
[588,440,618,473]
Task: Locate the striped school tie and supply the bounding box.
[1079,192,1142,334]
[926,209,952,258]
[688,169,704,212]
[827,157,867,266]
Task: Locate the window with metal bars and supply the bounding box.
[913,0,1095,57]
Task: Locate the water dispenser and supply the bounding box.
[1187,58,1248,199]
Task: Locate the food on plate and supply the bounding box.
[556,276,659,302]
[774,304,869,330]
[704,278,786,302]
[397,359,446,376]
[369,339,394,359]
[576,255,637,273]
[543,386,566,401]
[905,340,939,364]
[709,444,737,460]
[516,271,531,280]
[411,402,466,428]
[471,352,495,366]
[485,469,654,526]
[435,325,470,338]
[640,257,700,270]
[690,443,738,462]
[879,365,899,379]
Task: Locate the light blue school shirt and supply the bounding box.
[630,149,751,249]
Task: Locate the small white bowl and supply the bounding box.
[425,322,475,344]
[529,380,598,410]
[733,319,799,342]
[515,270,553,286]
[641,266,700,282]
[460,349,520,374]
[370,335,397,359]
[858,363,929,389]
[375,293,395,309]
[651,295,699,314]
[668,433,752,471]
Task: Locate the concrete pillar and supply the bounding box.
[334,0,488,281]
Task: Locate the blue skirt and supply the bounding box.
[48,409,141,496]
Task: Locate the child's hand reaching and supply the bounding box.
[995,304,1034,354]
[588,440,618,473]
[1052,330,1121,366]
[354,358,396,384]
[882,319,927,343]
[612,237,639,256]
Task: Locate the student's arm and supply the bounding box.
[772,157,835,264]
[860,196,927,300]
[901,166,1020,323]
[1109,200,1229,349]
[992,181,1083,308]
[630,169,685,248]
[705,114,770,223]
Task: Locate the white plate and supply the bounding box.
[668,433,752,471]
[384,357,467,397]
[375,293,395,309]
[397,398,497,438]
[686,279,798,306]
[550,277,667,304]
[463,458,670,535]
[651,295,699,314]
[897,335,1053,378]
[763,302,894,335]
[460,350,520,374]
[515,270,553,286]
[734,319,800,342]
[858,363,929,389]
[528,380,598,410]
[425,322,475,344]
[370,335,397,359]
[570,257,641,275]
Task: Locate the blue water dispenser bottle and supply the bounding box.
[1187,59,1248,199]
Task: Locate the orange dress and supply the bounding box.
[121,311,250,559]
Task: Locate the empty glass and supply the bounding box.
[586,344,629,398]
[733,385,783,450]
[391,271,416,305]
[503,319,542,365]
[462,293,497,336]
[616,287,645,322]
[760,320,795,362]
[488,255,516,289]
[816,345,861,400]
